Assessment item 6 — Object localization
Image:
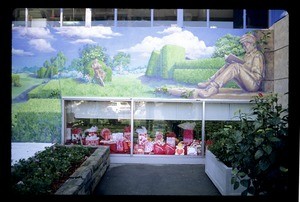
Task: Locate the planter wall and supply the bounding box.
[55,146,110,195]
[205,149,245,196]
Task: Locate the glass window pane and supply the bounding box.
[92,8,114,26]
[209,9,234,28]
[117,9,151,27]
[246,9,268,28]
[183,9,207,27]
[133,101,203,155]
[44,8,60,27]
[12,8,26,27]
[153,9,177,26]
[28,8,48,27]
[63,8,85,26]
[233,9,243,29]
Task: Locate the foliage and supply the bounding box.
[255,31,272,53]
[212,34,245,58]
[12,74,22,87]
[146,50,160,76]
[79,44,109,67]
[207,93,288,196]
[159,45,186,79]
[11,145,96,195]
[50,51,67,71]
[37,67,47,78]
[169,57,225,79]
[11,73,47,99]
[111,52,131,71]
[173,69,218,84]
[85,59,112,83]
[58,76,154,97]
[68,58,83,72]
[37,52,67,78]
[28,80,61,99]
[12,99,61,143]
[208,124,240,167]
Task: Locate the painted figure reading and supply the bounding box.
[197,33,265,98]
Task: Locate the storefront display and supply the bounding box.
[62,97,252,159]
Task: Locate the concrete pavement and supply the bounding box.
[93,163,221,196]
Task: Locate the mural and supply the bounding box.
[11,25,272,143]
[12,26,272,100]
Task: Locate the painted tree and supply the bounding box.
[68,58,83,72]
[38,52,66,78]
[78,44,109,76]
[79,45,108,67]
[50,51,67,71]
[111,52,131,71]
[212,34,245,58]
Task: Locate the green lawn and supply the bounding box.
[12,73,47,99]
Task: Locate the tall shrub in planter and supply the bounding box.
[208,93,288,196]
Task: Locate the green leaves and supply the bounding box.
[11,145,95,195]
[211,93,288,196]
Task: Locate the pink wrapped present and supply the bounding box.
[183,129,194,145]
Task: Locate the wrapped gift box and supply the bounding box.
[85,138,99,146]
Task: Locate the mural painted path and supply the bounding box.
[12,84,40,104]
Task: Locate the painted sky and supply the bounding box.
[12,25,247,70]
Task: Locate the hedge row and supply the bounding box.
[12,99,61,143]
[28,80,61,99]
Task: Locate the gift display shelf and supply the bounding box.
[62,96,253,164]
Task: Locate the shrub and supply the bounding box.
[11,145,96,195]
[207,93,288,196]
[12,74,22,87]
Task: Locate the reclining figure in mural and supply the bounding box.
[197,33,265,98]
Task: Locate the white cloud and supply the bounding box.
[70,39,96,44]
[121,28,215,59]
[28,39,56,52]
[54,26,121,39]
[12,48,34,56]
[157,26,182,34]
[14,27,54,39]
[120,36,163,58]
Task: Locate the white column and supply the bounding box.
[85,8,92,27]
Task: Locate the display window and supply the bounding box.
[63,97,252,159]
[63,98,208,157]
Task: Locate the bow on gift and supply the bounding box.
[177,122,196,130]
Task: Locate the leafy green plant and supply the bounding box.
[11,145,96,195]
[207,93,288,196]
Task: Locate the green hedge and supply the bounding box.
[173,69,217,84]
[12,99,61,143]
[12,74,21,87]
[169,57,225,78]
[159,45,185,79]
[28,80,61,99]
[145,50,160,76]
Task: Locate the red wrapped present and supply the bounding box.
[164,144,175,155]
[153,143,165,155]
[123,141,130,153]
[134,144,145,154]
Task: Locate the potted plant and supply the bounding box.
[205,93,288,196]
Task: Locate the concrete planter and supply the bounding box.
[205,149,244,196]
[55,146,110,195]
